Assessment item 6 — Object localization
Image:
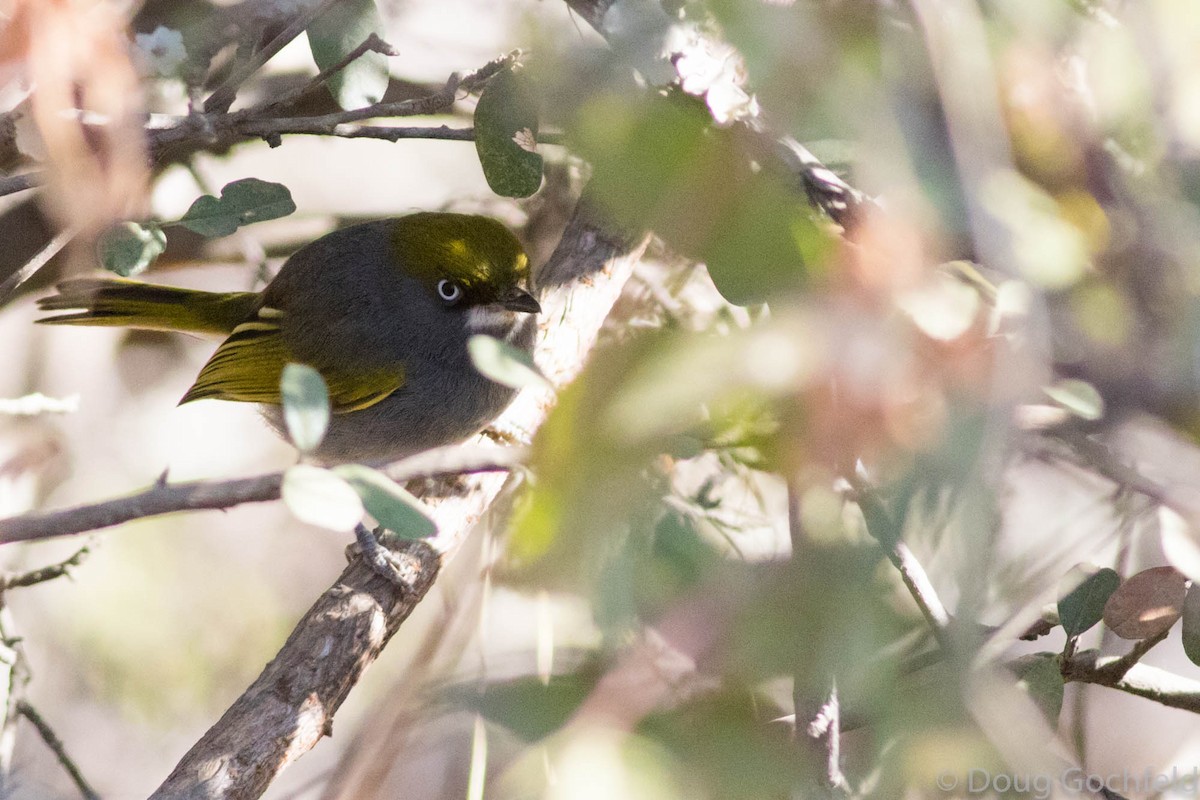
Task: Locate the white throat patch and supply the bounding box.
[466,305,521,340]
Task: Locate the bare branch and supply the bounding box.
[149,51,520,154]
[0,446,525,545]
[0,172,39,199]
[0,545,92,590]
[1071,629,1171,685]
[1062,651,1200,715]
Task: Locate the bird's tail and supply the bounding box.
[37,277,260,335]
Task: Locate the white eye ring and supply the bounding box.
[436,279,463,304]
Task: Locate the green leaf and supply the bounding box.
[1182,583,1200,666]
[282,464,363,532]
[571,91,823,306]
[468,334,551,390]
[1011,653,1064,726]
[97,222,165,277]
[474,65,543,198]
[306,0,389,110]
[179,178,296,237]
[280,363,330,454]
[333,464,437,539]
[449,673,597,741]
[1058,564,1120,637]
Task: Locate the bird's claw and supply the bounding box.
[352,523,415,589]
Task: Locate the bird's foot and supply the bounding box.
[350,523,418,589]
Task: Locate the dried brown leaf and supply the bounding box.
[1102,566,1187,640]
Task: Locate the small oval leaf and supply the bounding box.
[474,66,543,198]
[306,0,389,109]
[282,464,363,532]
[180,178,296,237]
[98,222,166,277]
[1183,584,1200,666]
[1058,564,1120,637]
[333,464,437,539]
[281,363,330,454]
[468,334,551,390]
[1103,566,1187,640]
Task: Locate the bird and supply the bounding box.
[37,212,542,465]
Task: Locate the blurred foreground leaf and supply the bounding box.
[333,464,437,539]
[1011,653,1064,726]
[468,334,551,390]
[450,671,597,742]
[282,464,363,532]
[306,0,389,109]
[639,689,808,798]
[572,90,829,305]
[281,363,330,454]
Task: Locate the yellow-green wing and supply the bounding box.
[180,311,404,412]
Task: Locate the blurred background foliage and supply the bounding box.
[5,0,1200,798]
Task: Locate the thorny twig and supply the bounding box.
[0,444,525,545]
[0,544,91,590]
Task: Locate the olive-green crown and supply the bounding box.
[391,212,529,303]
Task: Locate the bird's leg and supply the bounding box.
[352,522,413,588]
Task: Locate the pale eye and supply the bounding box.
[436,279,463,305]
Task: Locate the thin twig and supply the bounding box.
[0,445,526,545]
[851,479,953,652]
[0,545,92,590]
[1091,628,1170,683]
[203,0,342,113]
[0,172,39,199]
[16,701,99,800]
[0,606,27,792]
[150,51,520,153]
[255,32,400,116]
[0,227,74,307]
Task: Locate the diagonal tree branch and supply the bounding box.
[150,540,441,800]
